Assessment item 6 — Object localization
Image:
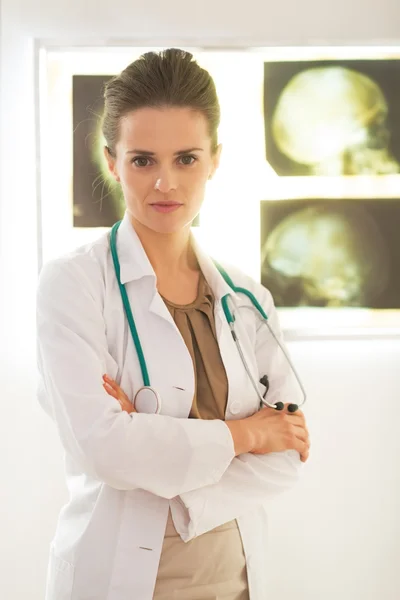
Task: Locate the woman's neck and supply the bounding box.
[131,216,199,276]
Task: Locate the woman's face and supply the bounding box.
[105,106,221,234]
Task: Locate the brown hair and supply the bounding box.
[102,48,220,157]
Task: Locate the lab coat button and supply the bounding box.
[229,402,241,415]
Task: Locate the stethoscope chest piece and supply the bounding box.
[134,386,162,414]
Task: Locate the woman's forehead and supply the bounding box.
[117,107,211,152]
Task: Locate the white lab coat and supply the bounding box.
[36,212,303,600]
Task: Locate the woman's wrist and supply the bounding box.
[225,419,254,456]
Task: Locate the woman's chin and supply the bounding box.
[148,215,195,235]
[130,209,197,236]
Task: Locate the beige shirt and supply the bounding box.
[153,273,249,600]
[163,272,229,421]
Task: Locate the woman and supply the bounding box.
[37,48,310,600]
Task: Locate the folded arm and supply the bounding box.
[173,284,305,541]
[37,258,235,500]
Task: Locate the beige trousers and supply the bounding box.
[153,510,250,600]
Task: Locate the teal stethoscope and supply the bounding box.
[110,221,306,414]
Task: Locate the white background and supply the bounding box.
[1,1,400,599]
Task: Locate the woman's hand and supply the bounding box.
[227,405,310,463]
[102,374,136,414]
[248,405,309,461]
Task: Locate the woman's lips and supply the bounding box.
[150,203,183,214]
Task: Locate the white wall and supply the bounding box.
[1,2,400,599]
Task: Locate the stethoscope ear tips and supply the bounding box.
[273,402,299,412]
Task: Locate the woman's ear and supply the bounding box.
[209,143,222,180]
[104,146,120,182]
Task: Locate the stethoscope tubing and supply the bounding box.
[229,303,307,411]
[110,220,306,414]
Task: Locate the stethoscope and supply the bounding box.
[110,220,307,415]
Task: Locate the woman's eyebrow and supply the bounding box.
[126,147,204,156]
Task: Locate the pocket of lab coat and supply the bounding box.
[45,547,74,600]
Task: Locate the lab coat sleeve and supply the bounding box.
[172,284,304,541]
[36,258,235,500]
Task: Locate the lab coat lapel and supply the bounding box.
[115,212,176,326]
[114,214,194,417]
[116,212,155,286]
[193,240,261,418]
[217,298,261,418]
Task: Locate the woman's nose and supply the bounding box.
[154,168,177,193]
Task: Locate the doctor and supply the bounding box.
[37,48,310,600]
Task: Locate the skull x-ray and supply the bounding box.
[260,199,400,309]
[264,60,400,176]
[73,75,123,228]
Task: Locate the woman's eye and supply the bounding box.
[132,155,196,167]
[132,157,152,167]
[178,155,196,166]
